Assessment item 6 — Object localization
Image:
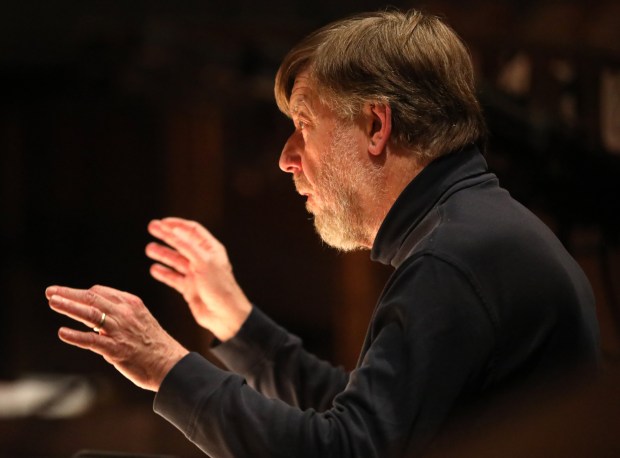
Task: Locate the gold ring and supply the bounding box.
[93,312,106,333]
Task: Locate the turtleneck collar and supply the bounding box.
[371,146,491,267]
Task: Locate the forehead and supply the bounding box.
[289,71,317,114]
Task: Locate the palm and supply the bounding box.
[180,271,212,329]
[146,217,252,341]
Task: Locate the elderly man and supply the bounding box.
[46,9,599,457]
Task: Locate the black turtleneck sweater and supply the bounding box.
[153,147,600,457]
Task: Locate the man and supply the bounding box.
[46,9,600,457]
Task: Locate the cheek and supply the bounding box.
[299,142,322,184]
[301,123,339,184]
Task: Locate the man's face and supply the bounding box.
[279,71,382,251]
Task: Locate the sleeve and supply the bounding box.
[211,306,349,411]
[153,255,496,458]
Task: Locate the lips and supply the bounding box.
[299,191,313,206]
[293,174,316,209]
[294,177,311,196]
[295,187,315,209]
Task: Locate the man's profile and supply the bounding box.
[46,9,599,457]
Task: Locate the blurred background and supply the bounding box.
[0,0,618,456]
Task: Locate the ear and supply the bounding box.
[365,102,392,157]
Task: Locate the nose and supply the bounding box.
[279,131,303,174]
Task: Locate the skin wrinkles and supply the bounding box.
[280,71,386,251]
[45,57,424,395]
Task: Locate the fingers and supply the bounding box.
[46,285,133,333]
[47,285,108,309]
[57,327,136,371]
[149,263,186,293]
[148,218,222,267]
[162,217,220,248]
[149,217,217,242]
[145,242,189,275]
[58,327,111,353]
[89,284,133,302]
[49,291,112,331]
[48,284,187,391]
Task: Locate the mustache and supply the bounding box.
[293,174,311,193]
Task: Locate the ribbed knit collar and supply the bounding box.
[371,146,490,267]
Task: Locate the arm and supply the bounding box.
[154,331,402,458]
[145,217,252,343]
[212,306,348,411]
[46,236,494,456]
[153,256,496,457]
[146,217,347,410]
[45,284,188,392]
[44,284,413,456]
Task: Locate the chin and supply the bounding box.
[324,238,368,253]
[314,222,368,252]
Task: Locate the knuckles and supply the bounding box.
[90,308,102,324]
[84,290,98,306]
[126,296,143,309]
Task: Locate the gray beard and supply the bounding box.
[308,132,384,252]
[309,187,370,252]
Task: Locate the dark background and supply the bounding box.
[1,0,619,456]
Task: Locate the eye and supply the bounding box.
[298,120,306,131]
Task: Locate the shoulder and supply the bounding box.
[376,253,498,338]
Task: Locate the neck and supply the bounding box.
[363,149,426,249]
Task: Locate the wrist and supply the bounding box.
[155,343,190,391]
[218,300,252,343]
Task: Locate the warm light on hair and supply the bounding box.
[275,9,486,162]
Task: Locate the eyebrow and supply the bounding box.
[290,96,315,120]
[291,97,305,115]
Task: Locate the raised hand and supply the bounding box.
[46,285,189,391]
[146,217,252,342]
